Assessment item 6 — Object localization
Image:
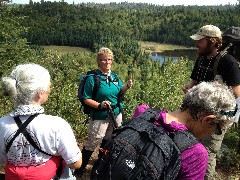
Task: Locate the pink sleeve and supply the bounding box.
[132,104,150,119]
[177,143,208,180]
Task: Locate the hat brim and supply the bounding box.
[190,34,205,41]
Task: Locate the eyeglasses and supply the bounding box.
[100,58,112,62]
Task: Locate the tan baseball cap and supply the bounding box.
[190,25,222,40]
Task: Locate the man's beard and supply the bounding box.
[197,43,214,56]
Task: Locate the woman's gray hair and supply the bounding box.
[1,63,50,106]
[181,81,236,126]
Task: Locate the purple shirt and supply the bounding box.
[133,105,208,180]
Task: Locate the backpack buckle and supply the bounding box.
[99,147,109,156]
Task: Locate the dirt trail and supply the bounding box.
[76,148,98,180]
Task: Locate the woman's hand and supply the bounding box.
[99,101,111,109]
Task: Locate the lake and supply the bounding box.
[150,49,197,64]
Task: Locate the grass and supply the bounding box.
[43,42,194,55]
[44,45,90,55]
[139,41,194,53]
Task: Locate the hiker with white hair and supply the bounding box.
[0,63,82,179]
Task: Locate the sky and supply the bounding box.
[11,0,239,6]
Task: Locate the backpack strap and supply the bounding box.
[136,107,160,123]
[213,44,232,77]
[92,74,100,100]
[5,114,39,153]
[86,69,101,101]
[13,115,53,156]
[169,130,198,152]
[110,71,119,82]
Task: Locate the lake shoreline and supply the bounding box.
[139,41,195,53]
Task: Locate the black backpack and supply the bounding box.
[77,69,120,115]
[77,69,101,115]
[210,27,240,77]
[222,26,240,61]
[91,108,198,180]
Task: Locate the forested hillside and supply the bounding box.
[13,1,240,48]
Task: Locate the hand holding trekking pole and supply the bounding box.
[127,76,133,89]
[98,101,111,109]
[127,65,133,89]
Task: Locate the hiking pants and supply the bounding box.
[201,127,228,180]
[84,113,122,151]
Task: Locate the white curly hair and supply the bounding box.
[181,81,236,126]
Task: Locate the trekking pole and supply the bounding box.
[108,106,118,130]
[128,64,134,83]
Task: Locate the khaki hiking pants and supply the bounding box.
[201,127,228,180]
[84,113,122,152]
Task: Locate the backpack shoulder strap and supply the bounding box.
[84,69,101,100]
[86,69,98,75]
[92,70,101,100]
[13,115,52,156]
[110,71,119,82]
[6,114,39,153]
[138,108,160,122]
[213,45,232,77]
[170,130,199,152]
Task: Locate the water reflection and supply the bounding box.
[150,49,197,64]
[150,53,178,64]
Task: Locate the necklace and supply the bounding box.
[196,52,218,82]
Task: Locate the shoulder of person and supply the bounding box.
[219,53,239,66]
[182,142,208,161]
[221,53,236,61]
[180,142,208,179]
[35,114,71,128]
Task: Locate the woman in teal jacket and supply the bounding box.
[74,47,133,177]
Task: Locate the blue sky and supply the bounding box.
[11,0,239,6]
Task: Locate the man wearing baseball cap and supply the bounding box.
[182,25,240,179]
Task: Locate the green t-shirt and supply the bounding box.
[82,70,123,120]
